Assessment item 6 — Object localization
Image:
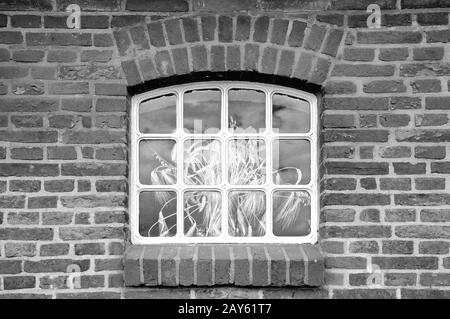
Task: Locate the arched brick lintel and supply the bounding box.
[112,14,345,90]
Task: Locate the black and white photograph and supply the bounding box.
[0,0,449,306]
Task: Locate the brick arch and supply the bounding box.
[112,14,345,89]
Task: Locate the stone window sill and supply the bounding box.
[124,244,324,287]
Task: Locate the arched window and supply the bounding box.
[130,82,318,244]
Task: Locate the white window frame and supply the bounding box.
[130,81,319,244]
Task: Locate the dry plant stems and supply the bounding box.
[147,119,310,237]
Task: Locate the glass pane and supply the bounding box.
[273,190,311,236]
[228,190,266,237]
[184,89,221,134]
[228,89,265,133]
[139,190,177,237]
[184,139,221,185]
[273,139,310,185]
[139,94,176,133]
[184,190,221,237]
[228,139,266,185]
[139,139,177,185]
[272,93,310,133]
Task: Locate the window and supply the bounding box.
[130,82,318,244]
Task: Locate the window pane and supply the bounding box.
[228,138,266,185]
[273,190,311,236]
[184,89,221,134]
[228,89,265,133]
[228,190,266,237]
[139,139,177,185]
[139,190,177,237]
[184,190,221,237]
[273,139,310,185]
[272,93,310,133]
[183,139,221,185]
[139,94,177,133]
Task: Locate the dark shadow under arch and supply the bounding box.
[127,71,323,96]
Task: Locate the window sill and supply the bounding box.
[124,244,324,287]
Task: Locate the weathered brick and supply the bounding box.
[201,15,217,41]
[47,50,77,63]
[419,241,449,255]
[322,209,355,222]
[322,226,391,238]
[40,243,69,257]
[415,178,445,191]
[42,212,73,225]
[4,276,35,290]
[326,162,389,175]
[349,241,379,254]
[10,180,41,192]
[26,32,92,46]
[12,50,44,62]
[382,240,414,255]
[11,147,43,160]
[24,259,89,273]
[360,208,380,222]
[63,130,125,144]
[75,243,105,256]
[270,19,289,45]
[325,257,366,269]
[332,64,395,77]
[396,129,450,142]
[324,178,356,191]
[49,82,89,95]
[414,146,446,160]
[44,180,75,192]
[357,31,422,44]
[0,228,53,241]
[420,209,450,222]
[126,0,188,11]
[411,79,441,93]
[28,196,57,209]
[385,273,416,286]
[379,47,409,61]
[373,257,437,270]
[364,81,406,94]
[413,47,444,61]
[0,31,23,44]
[380,178,411,191]
[7,212,39,225]
[400,220,447,238]
[0,164,58,177]
[400,63,450,77]
[304,24,326,51]
[288,20,307,47]
[5,243,36,258]
[343,48,374,62]
[324,130,389,142]
[431,162,450,174]
[60,195,125,208]
[385,209,416,222]
[0,66,28,78]
[417,12,449,26]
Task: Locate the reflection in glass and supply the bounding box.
[228,190,266,237]
[228,139,266,185]
[184,139,221,185]
[273,139,310,185]
[184,190,221,237]
[272,93,310,133]
[273,190,311,236]
[139,190,177,237]
[140,139,176,185]
[184,89,221,134]
[139,94,177,133]
[228,89,265,133]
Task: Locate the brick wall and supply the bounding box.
[0,0,449,299]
